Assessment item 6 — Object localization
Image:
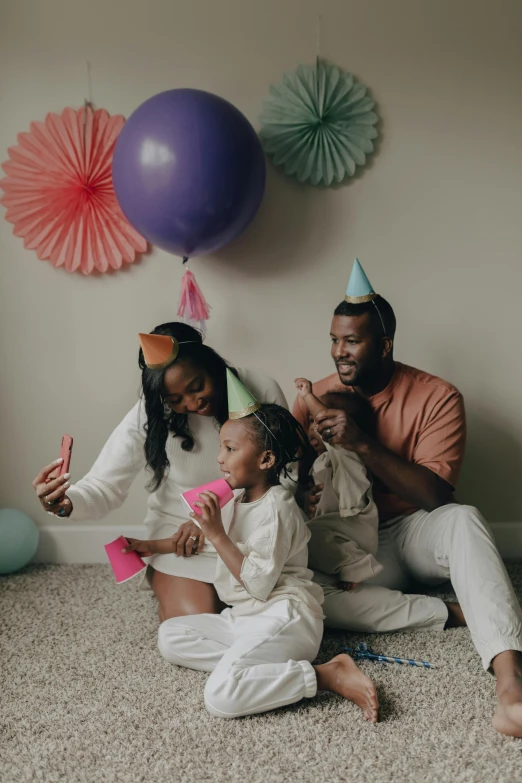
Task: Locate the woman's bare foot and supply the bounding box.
[444,602,466,628]
[314,653,379,723]
[492,651,522,737]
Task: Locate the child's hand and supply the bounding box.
[339,581,360,592]
[123,537,174,557]
[191,491,224,542]
[294,378,313,398]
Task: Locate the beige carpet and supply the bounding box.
[1,564,522,783]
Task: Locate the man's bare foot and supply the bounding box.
[314,653,379,723]
[444,601,466,628]
[492,650,522,737]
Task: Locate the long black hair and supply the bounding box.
[139,322,238,491]
[240,403,310,482]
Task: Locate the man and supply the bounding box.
[292,259,522,737]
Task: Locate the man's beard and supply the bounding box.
[336,362,378,388]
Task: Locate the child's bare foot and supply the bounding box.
[314,653,379,723]
[444,601,466,628]
[492,651,522,737]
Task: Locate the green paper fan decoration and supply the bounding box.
[259,60,379,186]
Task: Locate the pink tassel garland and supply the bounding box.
[177,268,211,333]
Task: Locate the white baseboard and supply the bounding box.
[34,525,148,564]
[33,522,522,564]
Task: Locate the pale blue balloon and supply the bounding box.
[0,509,39,574]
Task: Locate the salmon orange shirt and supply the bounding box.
[292,362,466,522]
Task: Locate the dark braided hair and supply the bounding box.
[139,322,238,491]
[240,403,310,482]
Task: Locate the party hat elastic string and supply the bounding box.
[253,410,293,466]
[371,299,386,336]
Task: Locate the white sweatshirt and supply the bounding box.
[66,367,292,582]
[214,485,324,618]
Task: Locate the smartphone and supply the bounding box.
[57,434,73,477]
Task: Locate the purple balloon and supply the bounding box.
[112,89,266,258]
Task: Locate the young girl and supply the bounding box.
[295,378,382,591]
[125,371,378,722]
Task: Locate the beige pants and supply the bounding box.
[314,504,522,670]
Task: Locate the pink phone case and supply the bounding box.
[104,536,147,584]
[58,434,73,477]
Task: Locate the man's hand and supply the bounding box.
[314,408,368,453]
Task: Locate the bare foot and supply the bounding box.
[444,601,466,628]
[314,653,379,723]
[492,651,522,737]
[493,677,522,737]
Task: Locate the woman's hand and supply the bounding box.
[169,520,206,557]
[191,491,225,542]
[32,459,73,518]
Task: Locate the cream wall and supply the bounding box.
[1,0,521,533]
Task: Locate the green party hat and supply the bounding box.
[345,258,377,303]
[226,368,262,419]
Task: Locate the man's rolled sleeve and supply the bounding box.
[413,391,466,488]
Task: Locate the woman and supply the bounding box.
[32,322,290,621]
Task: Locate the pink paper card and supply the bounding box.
[104,536,147,584]
[181,478,234,526]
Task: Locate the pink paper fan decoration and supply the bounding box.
[0,106,147,274]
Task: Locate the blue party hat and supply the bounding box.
[344,258,377,303]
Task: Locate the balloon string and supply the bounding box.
[372,299,387,335]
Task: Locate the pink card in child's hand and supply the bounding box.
[181,478,234,525]
[104,536,147,584]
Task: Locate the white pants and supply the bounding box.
[158,599,323,718]
[315,504,522,670]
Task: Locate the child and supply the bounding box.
[125,370,378,722]
[295,378,382,591]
